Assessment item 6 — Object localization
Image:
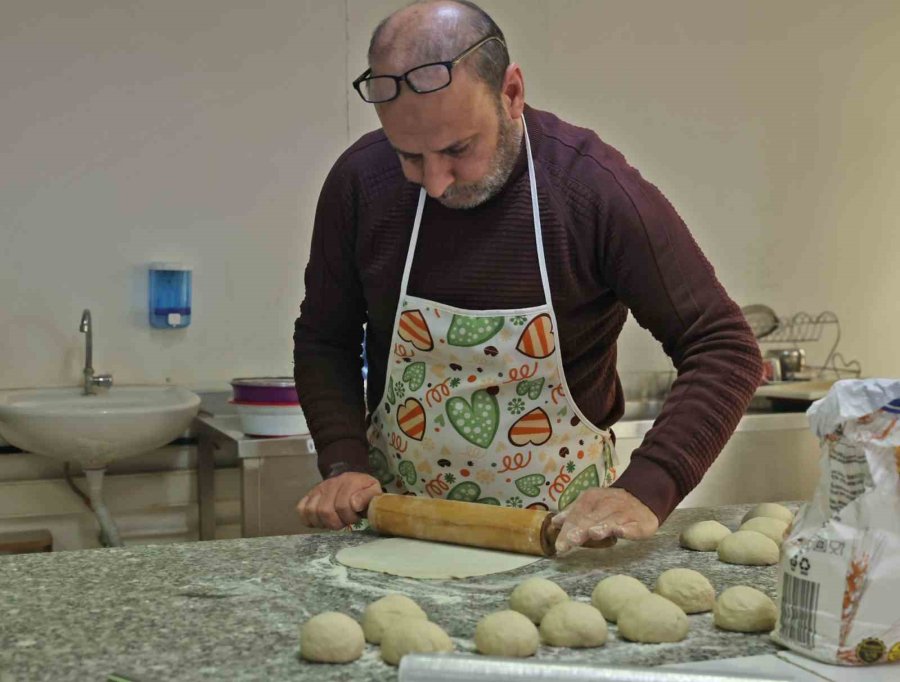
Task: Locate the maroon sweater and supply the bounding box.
[293,105,762,523]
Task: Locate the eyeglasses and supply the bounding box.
[352,35,506,104]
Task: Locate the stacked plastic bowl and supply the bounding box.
[229,377,308,437]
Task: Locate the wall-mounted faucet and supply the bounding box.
[79,309,113,395]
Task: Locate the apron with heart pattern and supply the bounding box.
[366,117,615,512]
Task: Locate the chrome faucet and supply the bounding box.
[79,309,113,395]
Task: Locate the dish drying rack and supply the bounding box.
[759,311,861,379]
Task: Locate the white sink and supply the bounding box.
[0,386,200,468]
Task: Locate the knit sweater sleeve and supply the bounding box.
[293,154,370,479]
[595,163,764,522]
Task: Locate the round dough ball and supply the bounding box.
[654,568,716,614]
[714,586,777,632]
[362,594,427,644]
[739,517,789,546]
[617,594,689,643]
[680,520,732,551]
[741,502,793,526]
[539,601,608,648]
[300,612,365,663]
[380,618,453,666]
[475,610,540,657]
[509,577,569,624]
[591,574,651,623]
[717,530,780,566]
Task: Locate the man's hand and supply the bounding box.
[552,487,659,554]
[297,473,382,530]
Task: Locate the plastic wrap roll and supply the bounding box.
[398,654,791,682]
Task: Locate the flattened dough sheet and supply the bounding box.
[335,538,541,579]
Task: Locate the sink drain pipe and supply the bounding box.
[84,468,123,548]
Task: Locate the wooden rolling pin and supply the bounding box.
[367,494,616,556]
[367,494,561,557]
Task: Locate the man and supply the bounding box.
[294,0,762,554]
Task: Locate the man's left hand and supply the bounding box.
[552,487,659,554]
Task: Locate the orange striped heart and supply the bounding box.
[508,408,552,446]
[516,313,555,359]
[397,398,426,441]
[398,310,434,351]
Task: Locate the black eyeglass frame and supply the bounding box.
[352,34,506,104]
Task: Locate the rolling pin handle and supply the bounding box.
[540,513,560,557]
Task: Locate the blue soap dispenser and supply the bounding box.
[149,263,192,329]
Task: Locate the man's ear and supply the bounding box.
[501,63,525,120]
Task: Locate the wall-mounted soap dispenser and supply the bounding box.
[149,263,192,329]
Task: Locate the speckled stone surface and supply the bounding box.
[0,503,797,681]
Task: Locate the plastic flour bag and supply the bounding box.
[772,378,900,666]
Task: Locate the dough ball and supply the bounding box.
[380,618,453,666]
[739,517,789,546]
[653,568,716,614]
[617,594,689,643]
[717,530,780,566]
[509,577,569,624]
[475,610,540,657]
[539,601,608,648]
[591,574,650,623]
[741,502,793,526]
[714,586,777,633]
[680,520,731,551]
[300,612,365,663]
[362,594,427,644]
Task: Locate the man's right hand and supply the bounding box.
[297,472,382,530]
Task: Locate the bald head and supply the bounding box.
[368,0,509,94]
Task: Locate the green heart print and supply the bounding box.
[447,481,480,502]
[368,447,394,486]
[387,377,396,405]
[398,460,417,486]
[516,378,545,400]
[447,314,504,347]
[515,473,546,497]
[447,481,500,506]
[402,362,426,392]
[558,464,600,510]
[446,389,500,449]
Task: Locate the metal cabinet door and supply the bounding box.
[241,448,324,537]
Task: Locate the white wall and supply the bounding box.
[2,0,898,391]
[0,1,348,388]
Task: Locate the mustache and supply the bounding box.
[441,182,480,200]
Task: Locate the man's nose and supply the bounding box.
[421,157,454,198]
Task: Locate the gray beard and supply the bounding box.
[437,113,523,210]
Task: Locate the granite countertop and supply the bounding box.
[0,503,794,681]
